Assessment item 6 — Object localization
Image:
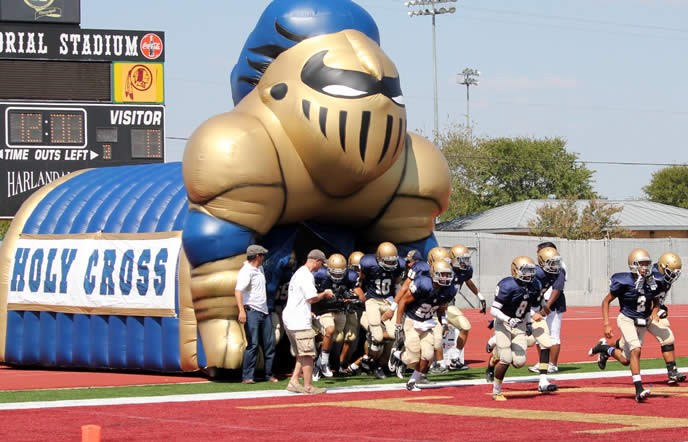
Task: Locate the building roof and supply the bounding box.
[436,199,688,233]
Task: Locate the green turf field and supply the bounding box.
[2,357,685,404]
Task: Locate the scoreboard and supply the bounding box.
[0,6,165,218]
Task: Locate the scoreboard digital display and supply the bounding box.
[0,102,165,217]
[0,21,166,218]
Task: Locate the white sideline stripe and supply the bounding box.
[0,368,669,411]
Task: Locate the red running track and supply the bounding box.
[1,306,687,391]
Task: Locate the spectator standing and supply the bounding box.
[283,249,335,394]
[235,244,277,384]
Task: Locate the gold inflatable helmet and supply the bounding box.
[376,241,399,271]
[537,247,562,274]
[511,256,537,283]
[657,252,682,284]
[257,30,406,197]
[628,248,652,276]
[431,259,454,286]
[327,253,348,282]
[348,251,364,272]
[427,246,450,266]
[449,244,471,270]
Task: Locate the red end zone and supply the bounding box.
[2,373,688,441]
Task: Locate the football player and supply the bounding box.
[383,249,428,371]
[489,256,555,401]
[348,251,365,274]
[597,252,685,384]
[588,248,658,402]
[389,259,457,391]
[446,244,486,371]
[529,247,566,375]
[266,251,298,345]
[354,242,405,378]
[312,253,360,379]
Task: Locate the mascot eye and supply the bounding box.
[391,95,404,106]
[322,85,367,97]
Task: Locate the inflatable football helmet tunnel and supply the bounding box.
[0,163,204,372]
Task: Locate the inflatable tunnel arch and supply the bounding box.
[0,162,204,372]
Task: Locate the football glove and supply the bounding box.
[507,317,521,328]
[658,305,669,319]
[477,292,487,314]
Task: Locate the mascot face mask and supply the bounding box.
[256,30,407,196]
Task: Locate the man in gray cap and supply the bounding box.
[235,244,277,384]
[283,249,335,394]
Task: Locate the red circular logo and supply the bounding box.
[141,33,163,60]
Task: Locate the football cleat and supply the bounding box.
[396,361,407,379]
[373,366,386,379]
[320,363,333,378]
[528,364,540,373]
[312,360,321,382]
[449,359,470,370]
[548,364,559,374]
[635,388,651,402]
[388,350,400,372]
[338,367,354,376]
[538,383,558,393]
[597,352,609,370]
[485,340,494,354]
[406,380,421,392]
[428,362,448,374]
[588,338,608,356]
[485,365,495,383]
[668,369,686,384]
[416,377,435,387]
[492,393,507,401]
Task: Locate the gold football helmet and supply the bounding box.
[537,247,562,274]
[327,253,348,282]
[628,248,652,276]
[431,259,454,286]
[427,246,450,266]
[657,252,682,284]
[348,251,364,272]
[449,244,471,270]
[376,241,399,271]
[511,256,537,283]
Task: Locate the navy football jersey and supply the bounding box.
[359,254,405,300]
[493,276,541,320]
[651,264,672,306]
[452,265,474,289]
[405,275,457,322]
[265,259,296,312]
[311,267,359,315]
[534,266,567,313]
[406,261,430,281]
[609,272,657,320]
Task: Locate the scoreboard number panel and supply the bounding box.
[0,102,165,218]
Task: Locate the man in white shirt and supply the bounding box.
[235,244,277,384]
[283,249,335,394]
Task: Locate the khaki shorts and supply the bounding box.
[286,328,316,357]
[447,305,471,331]
[401,317,435,368]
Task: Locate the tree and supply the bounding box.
[0,220,9,240]
[437,129,598,220]
[528,198,632,239]
[643,166,688,209]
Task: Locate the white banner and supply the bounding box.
[7,235,180,314]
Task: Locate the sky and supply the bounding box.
[81,0,688,201]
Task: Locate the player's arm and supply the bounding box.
[465,279,486,313]
[395,289,414,326]
[601,292,615,339]
[353,274,366,302]
[383,277,412,321]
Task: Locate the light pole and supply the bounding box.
[405,0,457,142]
[457,67,479,134]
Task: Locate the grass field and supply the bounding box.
[2,356,685,404]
